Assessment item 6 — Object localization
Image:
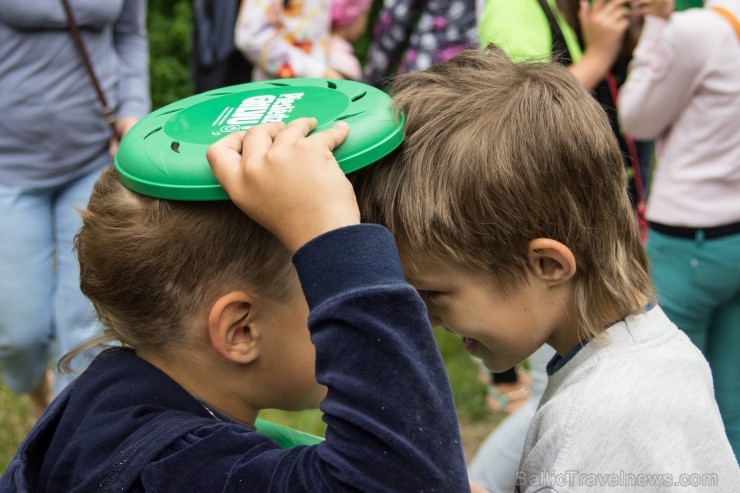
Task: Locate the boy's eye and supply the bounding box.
[417,290,442,303]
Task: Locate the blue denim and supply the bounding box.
[647,228,740,459]
[467,345,556,493]
[0,166,104,395]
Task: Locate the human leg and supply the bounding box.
[707,298,740,460]
[648,229,740,458]
[468,398,538,493]
[701,233,740,459]
[646,230,712,349]
[468,345,555,493]
[52,166,105,393]
[0,186,55,396]
[492,367,518,384]
[484,366,531,414]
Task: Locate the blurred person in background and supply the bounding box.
[192,0,253,92]
[235,0,343,80]
[0,0,150,416]
[362,0,478,88]
[619,0,740,460]
[328,0,373,80]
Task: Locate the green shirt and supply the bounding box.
[478,0,704,65]
[478,0,583,63]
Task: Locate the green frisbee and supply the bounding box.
[114,78,404,201]
[255,419,323,448]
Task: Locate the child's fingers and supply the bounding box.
[206,131,247,185]
[272,117,318,146]
[604,0,631,14]
[215,131,247,155]
[630,0,649,15]
[241,122,287,160]
[305,122,351,152]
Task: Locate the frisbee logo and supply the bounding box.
[220,93,305,132]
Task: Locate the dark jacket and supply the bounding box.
[1,225,470,492]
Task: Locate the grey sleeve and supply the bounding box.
[114,0,151,118]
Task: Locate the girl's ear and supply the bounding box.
[208,291,260,364]
[527,238,577,286]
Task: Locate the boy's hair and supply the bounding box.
[351,48,654,339]
[63,166,296,369]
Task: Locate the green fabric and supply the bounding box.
[478,0,582,63]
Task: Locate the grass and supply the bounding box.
[0,328,499,474]
[0,382,34,473]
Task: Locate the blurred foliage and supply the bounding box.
[148,0,194,109]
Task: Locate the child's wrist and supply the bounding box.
[282,216,361,253]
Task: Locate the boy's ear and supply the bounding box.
[208,291,260,364]
[528,238,576,286]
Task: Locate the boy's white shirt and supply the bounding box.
[518,306,740,492]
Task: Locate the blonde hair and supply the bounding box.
[61,166,296,371]
[351,48,654,340]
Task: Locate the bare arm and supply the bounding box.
[568,0,631,89]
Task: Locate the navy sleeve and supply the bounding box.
[292,224,470,492]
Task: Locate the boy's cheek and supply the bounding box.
[313,384,329,407]
[425,308,442,328]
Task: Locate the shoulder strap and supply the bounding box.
[97,412,212,492]
[58,0,118,134]
[713,6,740,40]
[537,0,572,64]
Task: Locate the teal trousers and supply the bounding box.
[647,228,740,460]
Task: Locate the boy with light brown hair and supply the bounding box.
[348,48,739,491]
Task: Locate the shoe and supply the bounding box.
[484,370,531,415]
[473,357,532,415]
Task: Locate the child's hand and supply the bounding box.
[631,0,674,19]
[579,0,631,64]
[108,116,139,156]
[206,118,357,252]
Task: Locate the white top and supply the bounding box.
[234,0,331,81]
[517,306,740,492]
[618,1,740,227]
